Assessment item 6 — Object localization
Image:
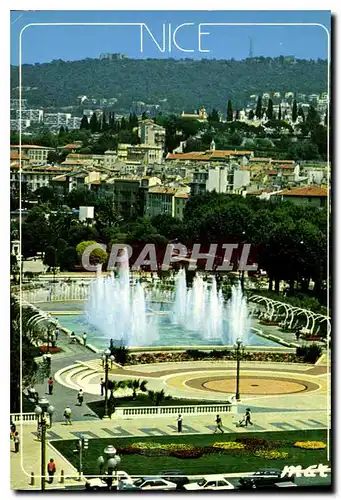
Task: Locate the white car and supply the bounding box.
[85,471,133,490]
[133,477,177,490]
[184,476,235,491]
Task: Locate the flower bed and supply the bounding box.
[127,350,305,366]
[39,345,63,354]
[254,450,288,460]
[294,441,327,450]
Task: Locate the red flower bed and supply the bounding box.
[40,345,63,354]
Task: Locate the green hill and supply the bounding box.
[11,57,328,113]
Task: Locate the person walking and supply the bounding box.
[177,414,183,433]
[77,389,84,406]
[13,431,20,453]
[63,406,72,425]
[213,415,224,434]
[70,331,76,344]
[10,422,16,440]
[54,328,59,342]
[47,458,56,484]
[82,332,87,346]
[47,376,54,395]
[245,408,253,427]
[100,378,104,396]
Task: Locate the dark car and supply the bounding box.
[239,469,289,489]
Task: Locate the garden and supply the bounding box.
[52,429,329,477]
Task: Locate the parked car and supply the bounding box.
[239,469,289,489]
[184,476,235,491]
[158,470,189,489]
[85,471,133,491]
[133,477,177,491]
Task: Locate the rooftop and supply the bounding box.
[10,152,29,160]
[280,186,328,197]
[166,149,253,161]
[10,144,54,150]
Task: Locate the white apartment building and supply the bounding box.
[138,120,166,150]
[16,109,44,123]
[44,113,72,127]
[10,119,31,131]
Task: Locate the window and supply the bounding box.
[217,481,227,487]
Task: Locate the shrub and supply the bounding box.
[294,441,326,450]
[254,450,289,460]
[296,344,323,363]
[170,448,203,459]
[110,345,130,365]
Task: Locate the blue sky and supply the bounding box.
[10,10,330,65]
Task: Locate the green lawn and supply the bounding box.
[52,429,330,477]
[87,395,226,418]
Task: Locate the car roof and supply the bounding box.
[202,476,230,480]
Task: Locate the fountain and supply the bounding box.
[172,269,250,344]
[85,266,158,347]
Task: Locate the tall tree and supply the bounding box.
[89,112,98,134]
[120,116,127,130]
[227,100,233,122]
[101,111,108,131]
[266,98,274,119]
[234,109,240,121]
[141,111,147,120]
[292,99,298,123]
[80,115,89,130]
[208,108,220,123]
[278,105,282,121]
[255,96,263,119]
[298,106,305,122]
[248,109,254,120]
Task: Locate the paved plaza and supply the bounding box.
[11,319,331,490]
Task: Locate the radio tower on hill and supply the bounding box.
[249,37,253,58]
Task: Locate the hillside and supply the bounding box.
[11,57,328,112]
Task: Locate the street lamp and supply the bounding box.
[234,338,245,402]
[101,348,115,419]
[97,445,121,490]
[34,397,55,491]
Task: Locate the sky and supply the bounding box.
[10,10,331,65]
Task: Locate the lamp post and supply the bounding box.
[97,445,121,490]
[234,338,245,402]
[34,398,55,491]
[102,349,115,419]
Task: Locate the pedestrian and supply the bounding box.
[82,332,87,346]
[177,414,183,433]
[54,328,59,342]
[50,332,56,348]
[245,408,253,427]
[213,414,224,434]
[63,406,72,425]
[47,458,56,484]
[70,331,76,344]
[77,389,84,406]
[100,378,104,396]
[47,376,54,395]
[10,421,16,440]
[14,431,20,453]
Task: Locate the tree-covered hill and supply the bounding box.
[11,57,328,112]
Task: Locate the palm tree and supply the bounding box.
[127,379,148,400]
[107,379,126,400]
[147,389,166,406]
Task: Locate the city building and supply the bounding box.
[44,113,72,128]
[275,185,328,207]
[145,185,190,219]
[180,108,208,122]
[10,145,54,165]
[15,109,44,123]
[167,149,254,163]
[11,164,74,193]
[138,120,166,151]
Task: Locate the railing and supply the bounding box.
[115,403,235,418]
[11,413,37,423]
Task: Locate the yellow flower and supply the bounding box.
[294,441,326,450]
[213,442,245,450]
[254,450,288,460]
